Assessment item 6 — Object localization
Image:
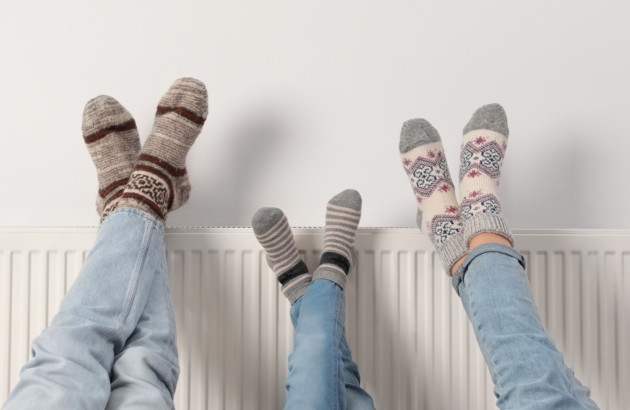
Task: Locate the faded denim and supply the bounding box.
[3,208,178,410]
[453,243,599,409]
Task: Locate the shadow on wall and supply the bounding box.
[501,131,592,230]
[202,107,292,227]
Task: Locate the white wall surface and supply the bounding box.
[1,0,629,228]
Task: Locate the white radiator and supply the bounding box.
[1,228,628,410]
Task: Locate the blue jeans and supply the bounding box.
[285,279,375,410]
[3,208,179,410]
[452,243,599,410]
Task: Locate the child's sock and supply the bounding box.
[400,118,468,273]
[252,207,311,304]
[104,77,208,222]
[82,96,140,218]
[312,189,362,289]
[459,103,513,245]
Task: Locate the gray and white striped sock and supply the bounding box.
[252,207,311,304]
[313,189,362,289]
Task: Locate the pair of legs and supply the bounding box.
[3,210,177,410]
[3,78,208,409]
[400,104,599,408]
[252,191,375,410]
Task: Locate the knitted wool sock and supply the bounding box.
[459,103,513,245]
[252,207,311,304]
[104,77,208,221]
[312,189,362,289]
[82,96,140,218]
[400,118,468,273]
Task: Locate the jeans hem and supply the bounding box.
[451,242,525,296]
[103,207,164,233]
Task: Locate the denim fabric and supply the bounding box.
[3,208,178,410]
[286,279,375,410]
[452,243,599,410]
[106,249,179,410]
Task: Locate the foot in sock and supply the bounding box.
[312,189,362,289]
[400,119,468,273]
[82,96,140,219]
[459,103,513,245]
[252,208,311,304]
[105,77,209,222]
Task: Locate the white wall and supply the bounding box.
[2,0,629,228]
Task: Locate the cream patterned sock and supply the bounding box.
[459,103,513,245]
[400,118,468,273]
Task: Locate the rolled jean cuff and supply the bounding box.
[451,242,525,296]
[102,207,165,232]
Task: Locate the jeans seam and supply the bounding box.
[89,213,153,410]
[118,219,154,324]
[334,288,343,410]
[94,216,154,369]
[467,282,504,400]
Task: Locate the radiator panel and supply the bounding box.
[0,228,627,409]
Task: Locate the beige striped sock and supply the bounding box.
[313,189,362,289]
[82,96,140,219]
[252,207,311,304]
[105,77,208,222]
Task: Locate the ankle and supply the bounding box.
[469,232,512,251]
[450,254,466,276]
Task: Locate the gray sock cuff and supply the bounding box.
[463,213,514,247]
[283,277,311,305]
[434,233,469,275]
[312,265,347,290]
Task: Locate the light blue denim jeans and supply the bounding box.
[3,208,179,410]
[285,278,375,410]
[452,243,599,410]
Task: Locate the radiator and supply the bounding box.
[1,228,628,410]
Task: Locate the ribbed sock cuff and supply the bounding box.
[434,233,469,275]
[463,213,514,247]
[282,274,312,304]
[312,264,347,290]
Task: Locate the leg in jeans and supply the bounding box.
[454,105,598,408]
[3,208,165,410]
[452,243,598,409]
[252,190,374,410]
[285,279,346,409]
[106,255,179,410]
[101,77,207,409]
[399,103,598,408]
[3,78,207,409]
[290,293,375,410]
